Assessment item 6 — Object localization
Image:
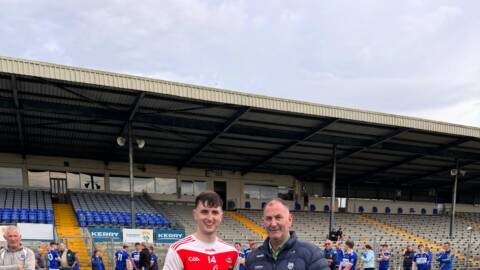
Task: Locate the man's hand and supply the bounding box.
[17,263,24,270]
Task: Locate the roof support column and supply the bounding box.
[329,144,337,236]
[449,159,459,239]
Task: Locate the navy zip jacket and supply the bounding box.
[245,231,329,270]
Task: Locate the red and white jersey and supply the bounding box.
[163,234,239,270]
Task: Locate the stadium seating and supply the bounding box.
[0,189,53,224]
[70,192,171,228]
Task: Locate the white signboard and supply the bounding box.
[17,223,54,240]
[122,229,154,243]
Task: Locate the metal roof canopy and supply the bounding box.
[1,56,480,203]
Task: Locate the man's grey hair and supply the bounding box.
[3,226,20,237]
[264,198,290,213]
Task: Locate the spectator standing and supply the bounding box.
[58,243,75,270]
[323,240,338,270]
[0,226,35,270]
[148,247,157,270]
[436,243,454,270]
[402,245,415,270]
[91,251,104,270]
[139,244,150,270]
[360,245,374,270]
[47,242,60,270]
[413,244,429,270]
[339,240,357,270]
[115,245,129,270]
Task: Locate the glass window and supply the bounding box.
[67,173,81,189]
[110,176,130,192]
[0,167,23,187]
[194,181,207,196]
[244,185,260,199]
[134,177,155,193]
[28,171,50,188]
[80,173,104,190]
[260,186,278,200]
[155,178,177,195]
[181,181,194,196]
[278,186,294,201]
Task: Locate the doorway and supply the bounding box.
[213,181,227,210]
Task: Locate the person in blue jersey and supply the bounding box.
[234,242,246,270]
[377,244,391,270]
[425,246,432,270]
[148,246,158,270]
[323,240,338,270]
[91,250,105,270]
[130,243,141,270]
[73,253,79,270]
[339,240,357,270]
[335,241,344,270]
[115,245,130,270]
[436,242,454,270]
[413,244,429,270]
[360,244,374,270]
[47,242,61,270]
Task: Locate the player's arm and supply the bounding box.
[162,248,183,270]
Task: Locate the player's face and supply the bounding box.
[263,201,292,243]
[193,202,223,236]
[234,243,242,251]
[443,244,449,252]
[325,241,332,249]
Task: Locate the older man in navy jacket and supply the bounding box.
[245,198,329,270]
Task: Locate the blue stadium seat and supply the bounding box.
[397,208,403,214]
[310,204,316,212]
[421,208,427,215]
[323,205,329,212]
[385,207,391,214]
[245,201,251,209]
[410,208,415,213]
[294,202,301,211]
[372,207,378,213]
[433,209,438,215]
[358,206,364,213]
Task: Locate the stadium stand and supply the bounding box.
[71,192,171,228]
[0,188,53,224]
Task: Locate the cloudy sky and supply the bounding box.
[1,0,479,127]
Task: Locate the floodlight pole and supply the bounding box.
[128,122,136,229]
[329,144,337,235]
[449,159,459,239]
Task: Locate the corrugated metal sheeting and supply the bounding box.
[1,56,479,138]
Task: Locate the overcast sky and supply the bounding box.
[1,0,479,127]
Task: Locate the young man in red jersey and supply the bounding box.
[163,191,239,270]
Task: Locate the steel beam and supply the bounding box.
[11,75,25,157]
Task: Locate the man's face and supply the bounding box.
[135,244,141,251]
[234,243,242,251]
[263,201,292,243]
[249,241,257,249]
[325,240,332,250]
[4,228,21,249]
[443,244,450,252]
[193,202,223,236]
[59,243,66,251]
[419,246,425,252]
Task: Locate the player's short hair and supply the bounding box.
[346,240,354,249]
[418,244,424,248]
[134,242,140,246]
[443,242,450,246]
[234,242,241,246]
[123,245,128,249]
[365,244,372,249]
[381,244,388,247]
[195,191,223,209]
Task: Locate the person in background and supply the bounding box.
[130,243,141,270]
[35,245,47,270]
[58,243,76,270]
[115,245,129,270]
[436,242,454,270]
[47,242,60,270]
[72,253,79,270]
[377,244,391,270]
[234,242,246,270]
[148,247,158,270]
[91,250,105,270]
[360,245,374,270]
[323,240,338,270]
[139,244,150,270]
[425,246,432,270]
[339,240,357,270]
[243,240,257,259]
[335,241,344,270]
[413,244,429,270]
[402,245,415,270]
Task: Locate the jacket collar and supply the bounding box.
[262,231,297,258]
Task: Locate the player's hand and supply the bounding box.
[18,264,24,270]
